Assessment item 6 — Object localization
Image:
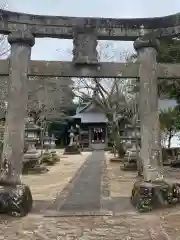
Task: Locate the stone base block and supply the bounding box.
[121,162,137,171]
[0,182,33,217]
[51,152,60,163]
[24,151,41,160]
[110,157,124,162]
[131,180,180,212]
[23,158,40,169]
[23,152,41,167]
[170,160,180,168]
[64,145,81,155]
[41,152,54,165]
[74,56,98,65]
[23,154,42,173]
[23,164,49,174]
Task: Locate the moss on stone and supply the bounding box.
[131,180,180,212]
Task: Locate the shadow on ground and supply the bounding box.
[31,199,56,214]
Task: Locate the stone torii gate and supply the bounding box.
[0,10,180,215]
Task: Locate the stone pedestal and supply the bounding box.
[41,151,53,165]
[121,162,137,171]
[110,157,124,162]
[64,145,81,155]
[24,143,41,163]
[23,149,42,172]
[131,180,180,212]
[122,144,139,171]
[0,182,33,216]
[24,151,41,162]
[124,147,138,163]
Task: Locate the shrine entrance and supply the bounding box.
[90,127,106,150]
[91,127,105,142]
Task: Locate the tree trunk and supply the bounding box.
[168,130,172,149]
[113,141,116,157]
[111,121,124,158]
[40,122,44,155]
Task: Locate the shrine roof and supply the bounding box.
[71,112,108,123]
[72,99,108,123]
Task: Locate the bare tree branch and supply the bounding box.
[0,1,10,59]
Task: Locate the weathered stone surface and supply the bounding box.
[134,32,160,51]
[0,9,180,40]
[0,61,9,76]
[1,59,180,79]
[22,161,48,174]
[64,145,81,155]
[1,9,179,28]
[0,76,8,101]
[28,61,139,78]
[131,180,180,212]
[157,63,180,79]
[0,31,34,184]
[135,33,160,181]
[73,27,98,65]
[0,182,33,216]
[26,61,180,79]
[121,162,137,171]
[8,30,35,47]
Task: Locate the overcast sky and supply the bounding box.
[3,0,180,60]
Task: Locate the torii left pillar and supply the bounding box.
[0,30,34,217]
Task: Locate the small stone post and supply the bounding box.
[133,26,161,182]
[0,31,34,216]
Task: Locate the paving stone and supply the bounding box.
[59,151,105,213]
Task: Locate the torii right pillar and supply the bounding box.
[134,29,161,181]
[131,28,180,212]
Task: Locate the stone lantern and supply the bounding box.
[121,122,141,170]
[41,132,60,164]
[23,117,41,164]
[50,134,57,151]
[43,131,51,150]
[64,125,81,154]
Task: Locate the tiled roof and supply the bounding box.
[71,112,108,123]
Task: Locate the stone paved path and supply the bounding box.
[59,151,104,213]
